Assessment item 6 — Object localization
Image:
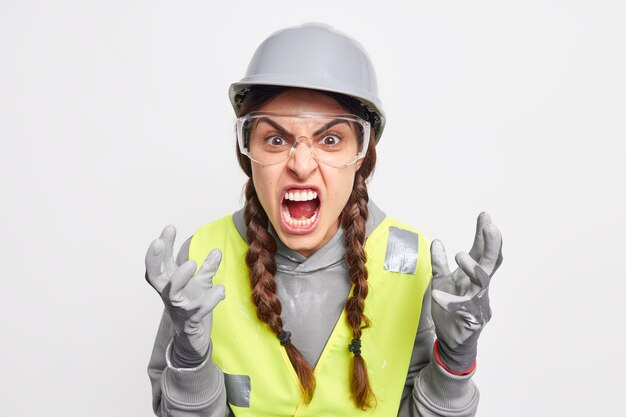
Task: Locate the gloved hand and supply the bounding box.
[430,212,503,373]
[145,225,226,368]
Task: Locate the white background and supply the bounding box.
[1,1,624,415]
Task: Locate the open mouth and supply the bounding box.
[280,188,321,233]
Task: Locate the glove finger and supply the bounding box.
[468,212,491,261]
[195,249,223,288]
[455,252,490,291]
[159,224,178,275]
[431,288,465,313]
[494,241,504,274]
[169,259,197,296]
[478,223,503,275]
[145,239,166,290]
[189,284,226,322]
[430,240,451,279]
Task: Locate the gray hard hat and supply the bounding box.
[229,23,386,143]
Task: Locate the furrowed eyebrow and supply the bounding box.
[313,119,350,136]
[255,118,293,139]
[254,117,351,138]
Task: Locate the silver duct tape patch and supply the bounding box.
[384,226,419,274]
[224,373,251,408]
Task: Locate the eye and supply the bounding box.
[265,135,287,146]
[319,134,341,146]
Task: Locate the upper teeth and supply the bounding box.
[285,190,318,201]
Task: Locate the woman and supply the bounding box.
[146,24,503,416]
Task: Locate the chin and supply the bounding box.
[276,230,323,256]
[279,229,322,252]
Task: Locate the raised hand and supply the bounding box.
[145,225,225,367]
[430,212,503,373]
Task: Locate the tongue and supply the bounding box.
[286,199,318,219]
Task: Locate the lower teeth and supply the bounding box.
[283,205,317,227]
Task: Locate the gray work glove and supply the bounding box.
[430,212,503,373]
[145,225,226,368]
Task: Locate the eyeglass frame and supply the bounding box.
[235,111,371,168]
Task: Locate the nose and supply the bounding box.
[286,137,318,179]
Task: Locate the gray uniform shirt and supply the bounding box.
[148,201,479,416]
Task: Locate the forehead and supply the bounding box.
[257,89,349,115]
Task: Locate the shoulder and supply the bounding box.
[366,200,429,241]
[366,200,431,258]
[188,213,247,260]
[369,217,430,245]
[193,214,238,237]
[191,214,246,245]
[176,215,239,265]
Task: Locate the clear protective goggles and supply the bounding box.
[236,112,371,168]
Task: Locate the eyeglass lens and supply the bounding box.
[242,115,366,167]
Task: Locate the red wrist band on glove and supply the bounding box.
[434,339,476,376]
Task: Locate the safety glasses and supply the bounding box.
[236,112,371,168]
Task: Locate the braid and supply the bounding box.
[243,178,316,403]
[341,171,375,410]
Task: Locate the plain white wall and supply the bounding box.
[1,0,624,415]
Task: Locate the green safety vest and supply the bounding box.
[189,216,431,416]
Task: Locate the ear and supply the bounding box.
[356,158,364,171]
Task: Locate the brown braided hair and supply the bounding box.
[236,86,377,408]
